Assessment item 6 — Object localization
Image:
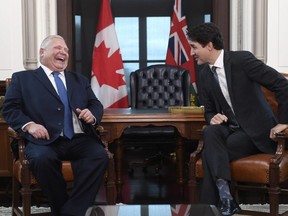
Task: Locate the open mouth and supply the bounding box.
[56,56,65,62]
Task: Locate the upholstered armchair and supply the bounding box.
[188,87,288,216]
[5,78,116,216]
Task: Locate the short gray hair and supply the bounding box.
[40,35,65,49]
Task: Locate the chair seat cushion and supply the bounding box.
[196,153,288,184]
[14,160,74,184]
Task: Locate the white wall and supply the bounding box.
[0,0,287,81]
[0,0,57,80]
[0,1,24,80]
[230,0,288,73]
[266,0,288,73]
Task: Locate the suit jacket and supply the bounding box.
[198,50,288,153]
[3,67,104,145]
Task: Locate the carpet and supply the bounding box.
[0,206,50,215]
[236,204,288,215]
[1,204,288,216]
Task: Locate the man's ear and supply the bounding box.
[39,48,44,57]
[207,42,214,51]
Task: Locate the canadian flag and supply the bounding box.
[91,0,128,108]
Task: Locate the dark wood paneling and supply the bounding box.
[0,81,6,96]
[57,0,75,71]
[212,0,230,50]
[0,121,11,177]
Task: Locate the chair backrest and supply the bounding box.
[130,64,191,109]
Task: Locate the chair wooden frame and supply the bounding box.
[8,126,116,216]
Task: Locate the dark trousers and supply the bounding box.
[200,125,260,205]
[25,134,109,216]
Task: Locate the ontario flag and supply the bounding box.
[165,0,198,106]
[91,0,128,108]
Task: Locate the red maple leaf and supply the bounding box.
[92,41,126,89]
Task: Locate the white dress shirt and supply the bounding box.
[210,50,234,112]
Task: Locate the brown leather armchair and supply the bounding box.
[9,126,116,216]
[188,87,288,216]
[5,78,116,216]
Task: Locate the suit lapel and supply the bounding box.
[34,67,61,100]
[223,51,235,106]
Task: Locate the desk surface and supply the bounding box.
[102,108,205,123]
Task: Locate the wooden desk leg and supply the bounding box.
[176,136,185,200]
[115,138,123,202]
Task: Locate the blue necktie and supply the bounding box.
[52,72,74,139]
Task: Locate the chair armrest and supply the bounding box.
[271,128,288,164]
[190,127,205,160]
[7,127,28,165]
[96,125,114,159]
[275,128,288,138]
[7,127,20,139]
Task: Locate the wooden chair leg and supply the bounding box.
[188,157,199,203]
[268,186,280,216]
[21,163,32,216]
[21,188,32,216]
[176,136,185,201]
[106,157,116,204]
[114,138,124,202]
[12,176,20,216]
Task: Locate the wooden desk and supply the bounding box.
[101,108,205,201]
[0,120,12,177]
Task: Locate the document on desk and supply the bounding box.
[168,106,204,114]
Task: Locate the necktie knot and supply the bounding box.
[52,71,61,80]
[211,66,217,73]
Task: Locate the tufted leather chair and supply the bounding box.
[188,87,288,216]
[113,64,191,201]
[129,64,191,108]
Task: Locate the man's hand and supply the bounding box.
[24,123,50,140]
[270,123,288,140]
[210,113,228,125]
[76,108,96,124]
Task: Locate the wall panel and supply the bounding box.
[0,1,24,80]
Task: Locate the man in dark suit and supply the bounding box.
[186,23,288,215]
[3,35,108,216]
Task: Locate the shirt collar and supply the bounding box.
[209,49,224,70]
[40,64,64,77]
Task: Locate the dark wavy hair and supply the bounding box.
[186,22,224,50]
